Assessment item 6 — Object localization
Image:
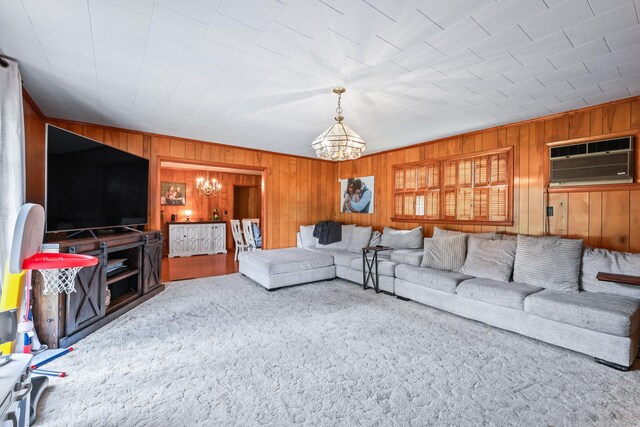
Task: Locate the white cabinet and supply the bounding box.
[169,222,227,257]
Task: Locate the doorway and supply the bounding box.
[234,185,261,221]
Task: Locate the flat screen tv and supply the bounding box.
[46,125,149,233]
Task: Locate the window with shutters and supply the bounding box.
[392,148,512,225]
[393,162,440,219]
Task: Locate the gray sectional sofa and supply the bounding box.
[239,224,640,370]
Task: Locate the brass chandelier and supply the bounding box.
[311,87,366,161]
[196,172,221,196]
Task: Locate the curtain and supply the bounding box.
[0,59,26,280]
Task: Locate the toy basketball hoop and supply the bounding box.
[22,253,98,294]
[9,204,99,294]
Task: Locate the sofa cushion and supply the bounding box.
[239,248,334,275]
[299,225,318,248]
[513,235,583,292]
[525,289,640,337]
[420,234,467,272]
[349,257,398,276]
[396,264,473,294]
[390,249,424,267]
[457,278,543,310]
[348,226,373,253]
[460,236,517,282]
[581,247,640,300]
[316,224,355,251]
[432,226,498,240]
[380,226,423,249]
[306,247,360,267]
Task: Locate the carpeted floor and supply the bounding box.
[37,274,640,426]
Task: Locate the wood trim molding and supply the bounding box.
[545,130,639,147]
[390,217,514,226]
[156,155,267,172]
[548,183,640,194]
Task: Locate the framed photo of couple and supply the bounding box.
[161,181,186,206]
[340,176,374,214]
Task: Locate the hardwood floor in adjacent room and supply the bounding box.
[162,253,239,282]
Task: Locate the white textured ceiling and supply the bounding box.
[1,0,640,157]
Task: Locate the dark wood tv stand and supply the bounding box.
[33,231,163,348]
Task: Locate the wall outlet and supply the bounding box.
[546,206,554,216]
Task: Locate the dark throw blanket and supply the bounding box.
[313,221,343,245]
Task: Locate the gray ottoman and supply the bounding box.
[238,248,336,290]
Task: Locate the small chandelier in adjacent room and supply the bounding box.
[311,87,366,161]
[196,172,221,196]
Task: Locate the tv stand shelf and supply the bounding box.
[106,268,139,285]
[33,230,163,349]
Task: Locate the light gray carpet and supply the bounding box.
[37,274,640,426]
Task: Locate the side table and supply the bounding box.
[362,246,393,293]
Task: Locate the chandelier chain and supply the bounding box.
[336,91,342,116]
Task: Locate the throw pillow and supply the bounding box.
[369,231,382,246]
[420,234,467,272]
[580,247,640,299]
[299,225,318,248]
[252,223,262,248]
[348,226,373,253]
[316,224,356,250]
[513,235,583,292]
[380,226,423,249]
[460,236,517,282]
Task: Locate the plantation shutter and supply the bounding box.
[458,159,472,186]
[489,152,508,221]
[417,165,427,189]
[490,187,508,221]
[394,194,403,216]
[395,169,405,192]
[458,188,472,220]
[405,167,416,190]
[425,163,440,219]
[404,193,415,216]
[415,194,425,216]
[474,156,489,186]
[426,192,440,219]
[491,153,508,184]
[427,164,439,188]
[392,148,510,224]
[444,191,456,219]
[473,188,489,220]
[444,161,456,187]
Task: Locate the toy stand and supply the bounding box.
[2,203,98,425]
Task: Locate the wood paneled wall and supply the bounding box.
[23,91,46,206]
[24,104,335,250]
[334,96,640,252]
[23,92,640,253]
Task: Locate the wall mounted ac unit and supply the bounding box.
[549,136,634,186]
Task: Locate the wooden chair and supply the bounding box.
[242,219,261,251]
[230,219,248,261]
[245,218,260,227]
